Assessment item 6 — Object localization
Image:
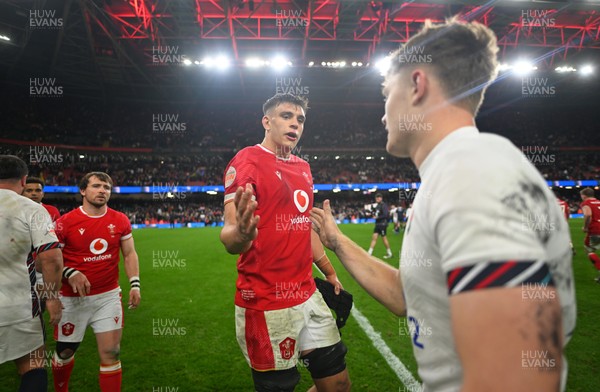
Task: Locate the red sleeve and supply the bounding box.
[223,150,257,205]
[120,212,133,240]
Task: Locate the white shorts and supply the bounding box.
[235,290,340,371]
[0,316,44,364]
[54,288,123,342]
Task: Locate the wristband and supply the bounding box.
[63,267,80,279]
[315,253,327,263]
[129,276,140,290]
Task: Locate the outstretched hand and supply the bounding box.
[310,199,343,252]
[234,184,260,242]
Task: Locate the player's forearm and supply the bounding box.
[314,253,337,277]
[583,215,591,230]
[39,249,63,300]
[333,235,406,316]
[124,252,140,279]
[220,225,252,254]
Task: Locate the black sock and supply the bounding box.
[20,368,47,392]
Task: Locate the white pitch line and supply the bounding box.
[350,306,422,392]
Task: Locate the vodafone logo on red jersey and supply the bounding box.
[89,238,108,255]
[293,190,309,213]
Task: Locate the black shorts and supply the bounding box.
[374,224,388,236]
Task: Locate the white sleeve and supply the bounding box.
[430,161,548,274]
[29,205,60,251]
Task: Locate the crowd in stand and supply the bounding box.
[2,98,600,150]
[1,98,598,223]
[1,146,597,187]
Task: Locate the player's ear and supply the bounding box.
[410,69,427,105]
[261,115,270,132]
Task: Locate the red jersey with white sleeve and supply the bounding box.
[581,197,600,235]
[56,206,132,297]
[224,144,316,311]
[557,199,569,221]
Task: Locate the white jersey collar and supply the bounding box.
[79,205,107,218]
[256,143,291,161]
[418,126,479,179]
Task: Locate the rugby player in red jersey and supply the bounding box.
[23,177,61,222]
[580,187,600,282]
[220,94,351,392]
[51,172,141,392]
[556,194,575,255]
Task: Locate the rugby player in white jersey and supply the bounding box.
[310,17,576,392]
[0,155,63,392]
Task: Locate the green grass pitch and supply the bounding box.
[1,220,598,391]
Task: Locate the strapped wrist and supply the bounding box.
[129,276,140,290]
[63,267,80,279]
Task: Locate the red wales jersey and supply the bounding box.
[224,144,316,311]
[42,203,60,222]
[557,199,569,221]
[581,197,600,235]
[56,206,132,297]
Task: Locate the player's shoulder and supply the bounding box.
[231,145,263,162]
[106,207,130,221]
[42,203,59,213]
[56,207,82,226]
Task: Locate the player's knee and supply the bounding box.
[251,367,300,392]
[56,342,80,360]
[301,341,348,380]
[101,345,120,361]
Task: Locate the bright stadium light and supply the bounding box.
[351,62,357,67]
[580,65,594,75]
[201,57,214,67]
[340,61,346,67]
[245,58,265,68]
[215,55,230,69]
[0,34,10,42]
[206,191,218,195]
[513,60,537,76]
[555,66,576,73]
[321,61,326,66]
[271,56,290,70]
[375,57,391,75]
[194,60,200,65]
[183,59,192,66]
[308,61,314,67]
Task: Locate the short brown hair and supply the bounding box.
[79,172,113,191]
[386,16,499,115]
[263,93,309,115]
[580,187,595,198]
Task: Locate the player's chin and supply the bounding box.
[90,200,108,208]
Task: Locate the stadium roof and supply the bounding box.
[1,0,600,100]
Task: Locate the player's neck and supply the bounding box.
[260,139,291,159]
[411,108,475,170]
[82,202,108,216]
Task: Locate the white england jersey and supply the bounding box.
[400,127,576,391]
[0,189,60,326]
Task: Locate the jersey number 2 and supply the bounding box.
[408,316,425,349]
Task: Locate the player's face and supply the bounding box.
[262,102,306,156]
[22,183,43,203]
[382,72,413,158]
[81,176,112,207]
